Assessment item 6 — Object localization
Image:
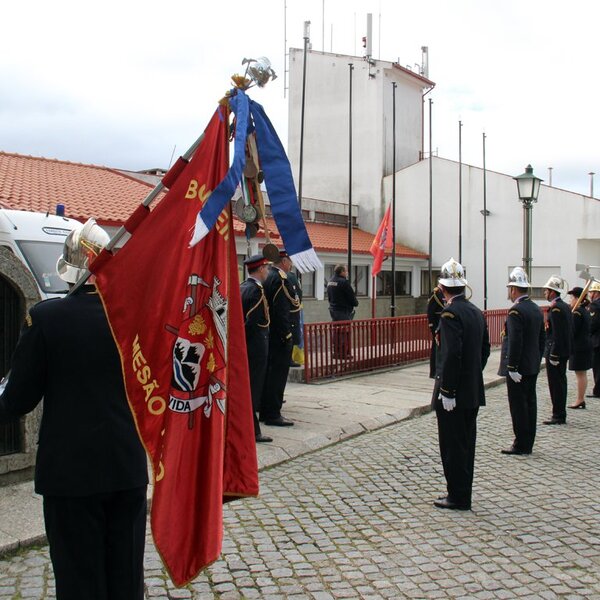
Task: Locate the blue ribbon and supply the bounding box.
[192,89,317,265]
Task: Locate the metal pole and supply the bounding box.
[522,200,532,281]
[283,0,287,98]
[548,166,553,187]
[482,132,488,310]
[590,172,595,198]
[322,0,325,52]
[298,22,310,212]
[391,82,397,317]
[428,98,433,294]
[69,130,206,295]
[458,120,463,263]
[348,63,354,284]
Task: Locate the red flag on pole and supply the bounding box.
[92,106,259,587]
[369,203,393,276]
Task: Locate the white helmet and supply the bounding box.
[588,281,600,294]
[57,218,110,283]
[439,258,468,287]
[542,275,567,295]
[507,267,530,289]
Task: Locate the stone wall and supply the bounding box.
[0,248,42,485]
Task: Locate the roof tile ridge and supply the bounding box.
[0,150,112,172]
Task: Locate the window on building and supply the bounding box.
[351,265,368,296]
[298,270,316,298]
[420,268,441,296]
[324,263,366,296]
[376,270,411,296]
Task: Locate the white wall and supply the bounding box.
[384,157,600,309]
[288,49,431,236]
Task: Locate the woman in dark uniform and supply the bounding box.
[567,287,592,409]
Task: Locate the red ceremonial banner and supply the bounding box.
[370,203,393,276]
[93,107,259,587]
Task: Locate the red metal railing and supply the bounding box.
[303,309,510,382]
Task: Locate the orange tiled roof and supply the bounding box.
[0,151,155,226]
[0,151,427,259]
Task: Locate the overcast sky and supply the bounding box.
[1,0,598,196]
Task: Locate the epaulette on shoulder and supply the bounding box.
[552,307,561,313]
[509,309,519,316]
[279,270,287,279]
[441,311,455,319]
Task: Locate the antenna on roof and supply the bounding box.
[168,145,177,170]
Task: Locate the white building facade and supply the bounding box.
[287,48,434,235]
[384,157,600,309]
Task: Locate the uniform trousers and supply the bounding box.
[593,348,600,397]
[436,407,478,505]
[246,334,268,435]
[329,309,353,358]
[43,486,147,600]
[260,337,293,421]
[546,358,568,421]
[506,374,538,452]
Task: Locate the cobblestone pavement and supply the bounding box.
[1,372,599,599]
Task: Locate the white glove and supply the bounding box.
[440,394,456,412]
[508,371,522,383]
[549,359,560,367]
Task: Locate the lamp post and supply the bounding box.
[513,164,543,281]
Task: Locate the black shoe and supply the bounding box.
[543,418,566,425]
[433,497,471,511]
[255,433,273,443]
[501,446,530,455]
[568,402,586,409]
[289,361,302,368]
[263,416,294,427]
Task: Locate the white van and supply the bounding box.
[0,208,82,299]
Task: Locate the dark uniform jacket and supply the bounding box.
[544,297,572,360]
[0,288,148,497]
[498,296,545,376]
[572,304,592,353]
[434,296,490,409]
[285,271,302,345]
[263,266,299,342]
[427,287,445,338]
[241,277,270,359]
[589,298,600,349]
[327,275,359,315]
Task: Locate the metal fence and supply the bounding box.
[303,309,510,383]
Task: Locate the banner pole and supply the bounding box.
[69,131,206,295]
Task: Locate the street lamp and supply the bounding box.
[513,164,542,280]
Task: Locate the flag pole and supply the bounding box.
[371,274,377,318]
[69,131,206,295]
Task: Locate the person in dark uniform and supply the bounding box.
[0,220,148,600]
[432,258,490,511]
[542,275,572,424]
[587,281,600,399]
[498,267,545,455]
[426,285,445,379]
[567,286,592,409]
[240,254,273,443]
[327,265,359,359]
[286,269,303,367]
[259,249,299,427]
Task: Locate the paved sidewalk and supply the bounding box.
[0,351,503,557]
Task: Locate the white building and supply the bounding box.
[288,48,600,310]
[287,48,434,235]
[384,158,600,309]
